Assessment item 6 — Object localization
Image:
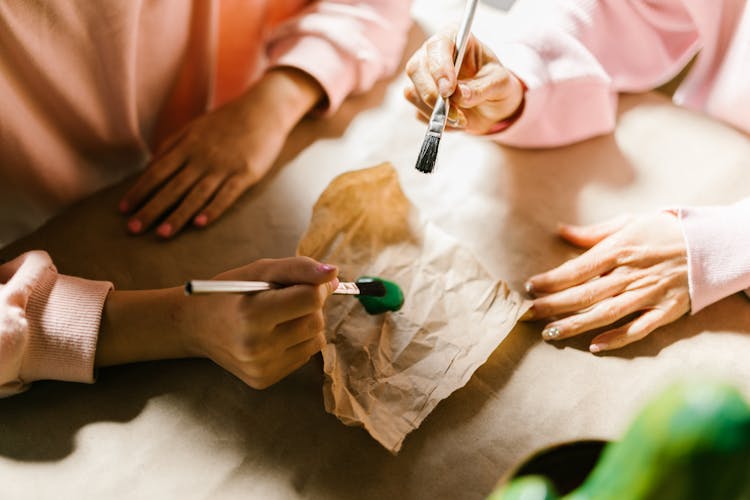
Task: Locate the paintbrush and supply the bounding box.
[185,277,386,296]
[415,0,479,174]
[186,276,405,314]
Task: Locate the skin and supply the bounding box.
[119,68,324,239]
[523,213,690,353]
[404,29,525,134]
[96,257,338,389]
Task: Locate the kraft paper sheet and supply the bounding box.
[297,163,530,452]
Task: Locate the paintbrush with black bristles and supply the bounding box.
[415,0,479,174]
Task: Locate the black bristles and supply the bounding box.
[415,133,441,174]
[354,278,386,297]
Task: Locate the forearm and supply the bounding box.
[95,287,194,367]
[243,67,324,132]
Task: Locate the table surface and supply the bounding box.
[2,4,750,499]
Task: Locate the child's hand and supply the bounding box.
[184,257,338,389]
[119,69,322,238]
[522,213,690,353]
[404,30,525,134]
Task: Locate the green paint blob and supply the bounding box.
[356,276,404,315]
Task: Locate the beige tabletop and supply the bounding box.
[2,4,750,499]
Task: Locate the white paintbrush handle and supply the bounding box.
[186,280,359,295]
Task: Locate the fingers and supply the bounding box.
[192,174,251,228]
[127,165,202,234]
[119,145,187,215]
[248,256,338,286]
[558,215,632,249]
[425,33,457,97]
[406,49,441,109]
[540,288,656,342]
[452,63,516,109]
[526,246,619,295]
[273,311,326,351]
[155,173,225,238]
[588,307,680,353]
[244,332,326,390]
[527,274,632,320]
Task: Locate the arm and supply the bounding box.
[266,0,413,114]
[675,197,750,313]
[119,0,413,238]
[406,0,700,147]
[1,252,338,397]
[0,251,112,397]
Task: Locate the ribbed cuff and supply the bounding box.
[21,273,113,384]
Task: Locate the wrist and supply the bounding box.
[242,67,324,132]
[96,287,194,367]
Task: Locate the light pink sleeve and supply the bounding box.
[266,0,412,114]
[485,0,700,147]
[0,251,112,397]
[675,198,750,314]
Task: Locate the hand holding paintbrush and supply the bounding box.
[406,0,525,172]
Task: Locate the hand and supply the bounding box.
[404,29,525,134]
[188,257,338,389]
[97,257,338,389]
[523,213,690,353]
[119,68,322,238]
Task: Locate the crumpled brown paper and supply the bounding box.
[297,163,530,453]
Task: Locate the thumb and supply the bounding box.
[252,257,338,286]
[558,215,632,248]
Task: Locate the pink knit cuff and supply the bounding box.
[268,35,356,116]
[21,273,113,384]
[675,199,750,313]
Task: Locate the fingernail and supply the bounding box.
[128,219,143,234]
[118,200,130,213]
[438,77,452,97]
[317,263,336,273]
[458,83,472,101]
[520,307,535,321]
[156,223,172,238]
[524,281,535,296]
[193,214,208,227]
[590,343,604,354]
[542,326,560,340]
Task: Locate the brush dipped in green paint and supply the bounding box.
[354,276,404,314]
[185,276,404,315]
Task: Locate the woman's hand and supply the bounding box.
[186,257,337,389]
[404,29,524,134]
[119,68,322,238]
[97,257,338,389]
[523,213,690,353]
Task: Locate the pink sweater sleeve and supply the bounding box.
[675,198,750,313]
[0,251,112,397]
[266,0,412,114]
[485,0,700,147]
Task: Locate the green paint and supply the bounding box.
[356,276,404,315]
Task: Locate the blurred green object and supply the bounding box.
[490,380,750,500]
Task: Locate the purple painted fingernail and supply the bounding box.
[156,223,172,238]
[128,219,143,234]
[318,263,336,273]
